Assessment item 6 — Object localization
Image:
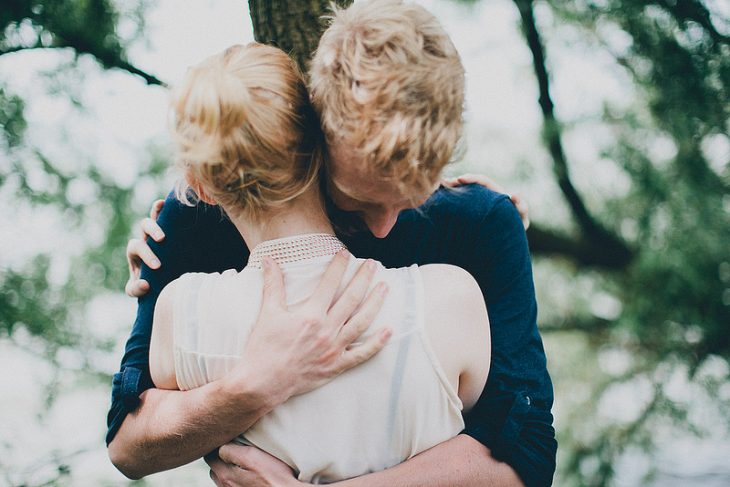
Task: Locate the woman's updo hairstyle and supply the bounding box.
[172,43,323,218]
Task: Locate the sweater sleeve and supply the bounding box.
[460,193,557,487]
[105,193,245,444]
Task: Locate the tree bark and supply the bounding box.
[248,0,353,72]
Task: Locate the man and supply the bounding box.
[107,1,555,486]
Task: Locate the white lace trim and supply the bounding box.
[247,233,346,269]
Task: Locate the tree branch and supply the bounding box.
[538,316,614,333]
[108,57,166,87]
[0,43,165,87]
[513,0,634,268]
[527,224,633,269]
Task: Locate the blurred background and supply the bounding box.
[0,0,728,485]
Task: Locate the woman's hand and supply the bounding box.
[442,174,530,229]
[206,444,302,487]
[125,199,166,297]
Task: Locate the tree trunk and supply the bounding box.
[248,0,353,72]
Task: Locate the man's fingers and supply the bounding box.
[140,217,165,242]
[125,278,150,298]
[150,199,165,220]
[261,257,286,311]
[126,238,161,270]
[123,204,164,298]
[340,326,392,370]
[458,173,506,194]
[327,259,377,326]
[218,443,247,466]
[336,282,388,347]
[209,470,223,487]
[442,174,506,194]
[440,177,459,188]
[206,455,238,487]
[446,173,531,229]
[309,250,350,310]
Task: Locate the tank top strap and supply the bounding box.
[403,264,426,333]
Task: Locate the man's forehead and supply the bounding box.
[328,142,432,204]
[330,168,400,201]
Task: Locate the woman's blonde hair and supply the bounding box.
[309,0,465,198]
[172,43,323,218]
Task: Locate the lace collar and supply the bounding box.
[247,233,347,269]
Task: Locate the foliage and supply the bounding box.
[0,0,160,326]
[0,0,728,485]
[0,3,167,482]
[0,0,160,83]
[520,0,730,484]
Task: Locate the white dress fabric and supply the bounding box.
[171,234,464,484]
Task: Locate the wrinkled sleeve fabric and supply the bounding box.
[461,194,557,487]
[106,193,244,445]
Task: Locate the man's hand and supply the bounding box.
[206,444,301,487]
[125,198,166,297]
[231,252,393,405]
[442,174,530,229]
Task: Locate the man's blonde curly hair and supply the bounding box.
[309,0,465,198]
[172,43,324,219]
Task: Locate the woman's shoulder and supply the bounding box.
[418,264,487,329]
[365,261,481,302]
[418,263,491,411]
[170,267,244,286]
[419,263,478,292]
[157,268,247,315]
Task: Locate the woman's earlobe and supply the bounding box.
[196,186,216,205]
[186,173,217,205]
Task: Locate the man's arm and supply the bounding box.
[334,436,521,486]
[460,189,556,487]
[107,194,247,447]
[111,271,277,479]
[109,375,276,479]
[107,196,391,479]
[208,436,522,487]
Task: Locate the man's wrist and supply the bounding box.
[218,364,291,414]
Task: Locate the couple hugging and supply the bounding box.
[106,1,556,486]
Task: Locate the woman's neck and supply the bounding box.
[224,188,336,250]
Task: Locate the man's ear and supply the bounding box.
[185,171,217,205]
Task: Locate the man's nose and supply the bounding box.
[366,210,399,238]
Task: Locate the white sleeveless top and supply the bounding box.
[171,234,464,484]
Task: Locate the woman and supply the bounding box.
[148,42,490,483]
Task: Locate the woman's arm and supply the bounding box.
[148,280,179,390]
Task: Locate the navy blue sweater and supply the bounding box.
[107,184,556,486]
